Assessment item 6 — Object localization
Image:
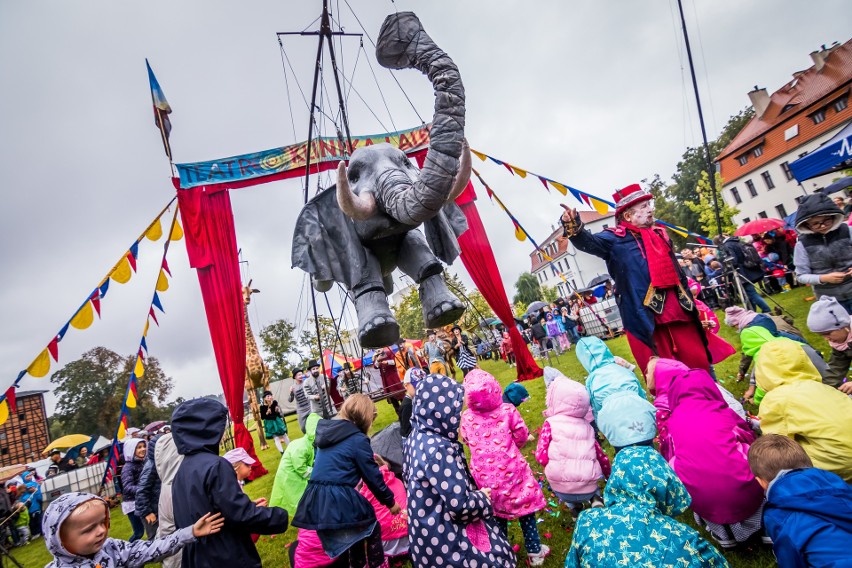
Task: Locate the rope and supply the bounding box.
[277,37,300,142]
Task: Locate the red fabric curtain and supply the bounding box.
[175,183,267,478]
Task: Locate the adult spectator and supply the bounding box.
[793,193,852,314]
[716,234,772,313]
[560,184,711,376]
[423,329,448,374]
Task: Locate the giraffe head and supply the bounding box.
[242,279,260,305]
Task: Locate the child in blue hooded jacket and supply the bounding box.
[748,434,852,567]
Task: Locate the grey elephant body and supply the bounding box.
[291,12,469,348]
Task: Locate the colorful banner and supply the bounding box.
[175,124,430,189]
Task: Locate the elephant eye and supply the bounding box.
[348,164,361,183]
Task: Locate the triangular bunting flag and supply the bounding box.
[541,250,553,262]
[48,338,59,362]
[140,336,148,353]
[111,256,132,284]
[567,187,584,204]
[149,308,159,326]
[143,320,150,337]
[70,301,94,330]
[471,149,487,161]
[538,177,549,190]
[127,251,137,273]
[580,193,591,206]
[591,198,609,215]
[156,270,169,292]
[126,381,138,408]
[502,163,515,175]
[549,181,568,196]
[146,218,163,241]
[117,415,127,439]
[26,349,51,378]
[161,258,172,277]
[134,355,145,378]
[129,241,139,260]
[152,293,165,313]
[90,291,101,318]
[56,322,70,342]
[485,185,495,200]
[0,401,8,427]
[488,156,503,166]
[511,166,527,178]
[99,279,110,299]
[4,388,16,414]
[170,221,184,241]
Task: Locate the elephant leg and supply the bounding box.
[397,230,465,328]
[352,249,400,348]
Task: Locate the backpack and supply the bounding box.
[739,242,763,270]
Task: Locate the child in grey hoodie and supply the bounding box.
[43,491,222,568]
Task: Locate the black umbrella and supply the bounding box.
[821,176,852,195]
[370,422,403,479]
[587,274,611,287]
[524,301,549,315]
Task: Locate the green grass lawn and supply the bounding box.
[17,287,821,567]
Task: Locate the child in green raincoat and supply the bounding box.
[269,414,320,516]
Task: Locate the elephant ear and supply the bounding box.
[291,186,369,290]
[423,201,468,264]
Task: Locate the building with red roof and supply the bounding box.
[715,40,852,225]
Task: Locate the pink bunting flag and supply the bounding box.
[90,291,101,318]
[4,388,16,414]
[127,251,137,273]
[162,257,172,277]
[47,338,59,362]
[538,176,550,191]
[149,307,159,326]
[502,162,515,176]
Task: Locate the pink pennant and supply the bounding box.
[580,194,591,206]
[89,291,102,318]
[538,176,550,191]
[149,308,159,326]
[127,251,137,272]
[162,257,172,277]
[502,163,515,175]
[48,338,59,362]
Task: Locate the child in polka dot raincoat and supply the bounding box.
[460,370,549,565]
[403,373,516,568]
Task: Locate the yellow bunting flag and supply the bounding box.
[117,421,127,440]
[471,149,487,162]
[591,198,609,215]
[70,301,94,330]
[156,270,169,292]
[514,224,527,242]
[541,251,553,262]
[549,181,568,196]
[126,390,137,408]
[668,225,689,238]
[146,218,163,241]
[170,220,184,241]
[134,356,145,378]
[27,349,51,378]
[511,166,528,178]
[111,256,132,284]
[0,401,8,427]
[143,320,150,337]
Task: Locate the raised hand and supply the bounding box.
[192,512,225,538]
[559,204,582,237]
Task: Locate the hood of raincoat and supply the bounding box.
[411,373,463,440]
[463,369,502,413]
[154,433,182,485]
[741,325,778,357]
[171,398,228,456]
[304,413,321,444]
[724,306,758,330]
[575,336,616,373]
[604,446,689,517]
[43,492,109,566]
[795,193,845,234]
[755,339,820,393]
[651,357,688,410]
[543,376,590,419]
[122,438,146,463]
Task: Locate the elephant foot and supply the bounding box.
[356,290,400,348]
[420,274,465,328]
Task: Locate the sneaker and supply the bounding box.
[590,495,604,508]
[527,544,550,567]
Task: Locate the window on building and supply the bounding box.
[775,204,788,218]
[833,97,848,113]
[17,413,24,421]
[745,180,758,197]
[0,448,7,456]
[743,217,751,224]
[762,171,775,190]
[730,187,742,204]
[781,161,794,181]
[737,154,749,166]
[19,427,26,435]
[551,266,558,277]
[811,110,826,124]
[784,124,799,140]
[536,252,542,263]
[758,211,768,219]
[602,223,609,230]
[753,145,764,158]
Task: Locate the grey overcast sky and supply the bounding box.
[1,1,850,416]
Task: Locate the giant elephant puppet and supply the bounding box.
[292,11,471,349]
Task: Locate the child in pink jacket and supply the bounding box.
[535,374,609,516]
[688,278,737,367]
[358,456,409,560]
[460,370,549,566]
[651,357,765,550]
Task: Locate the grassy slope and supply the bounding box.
[18,287,821,567]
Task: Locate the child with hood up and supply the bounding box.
[544,313,564,354]
[575,337,657,451]
[534,374,608,516]
[806,295,852,390]
[754,340,852,481]
[269,413,321,517]
[648,358,765,549]
[460,370,548,565]
[43,492,222,568]
[120,438,147,542]
[565,446,729,568]
[404,373,516,568]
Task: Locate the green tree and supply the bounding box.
[259,319,298,381]
[299,315,341,361]
[393,286,426,340]
[686,172,740,236]
[459,289,495,332]
[50,347,174,438]
[541,285,558,304]
[513,272,542,307]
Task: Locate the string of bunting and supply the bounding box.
[100,206,180,490]
[0,197,184,425]
[468,148,711,244]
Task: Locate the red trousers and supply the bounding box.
[627,320,711,379]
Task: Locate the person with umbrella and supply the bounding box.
[793,193,852,314]
[559,184,712,376]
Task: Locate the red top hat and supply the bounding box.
[613,184,652,217]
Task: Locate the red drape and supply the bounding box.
[175,182,267,478]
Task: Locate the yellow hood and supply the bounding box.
[754,340,820,392]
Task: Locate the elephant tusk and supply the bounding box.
[448,140,472,202]
[336,162,377,220]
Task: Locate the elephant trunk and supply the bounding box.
[376,12,465,226]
